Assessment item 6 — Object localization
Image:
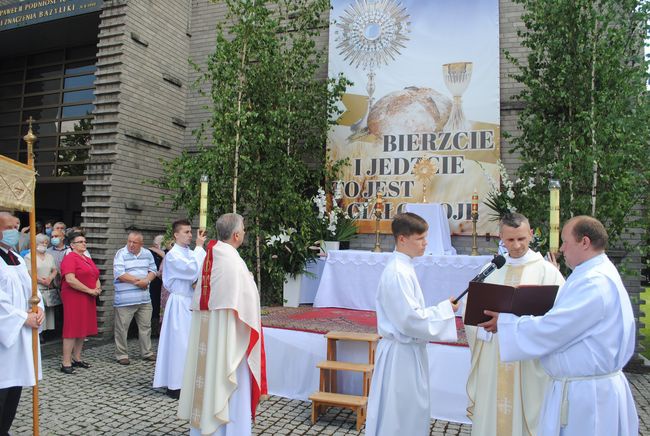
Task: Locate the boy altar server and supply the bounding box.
[481,216,638,436]
[465,212,565,436]
[153,219,206,399]
[178,213,267,436]
[365,212,459,436]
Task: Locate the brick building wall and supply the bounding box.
[84,0,192,335]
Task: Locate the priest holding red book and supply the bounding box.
[480,216,638,436]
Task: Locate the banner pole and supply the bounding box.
[23,117,40,436]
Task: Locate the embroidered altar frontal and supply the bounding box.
[261,306,467,347]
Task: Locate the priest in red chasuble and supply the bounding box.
[178,213,267,436]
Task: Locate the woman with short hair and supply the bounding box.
[59,232,101,374]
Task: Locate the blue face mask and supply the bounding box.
[45,228,52,236]
[50,237,61,247]
[0,228,20,248]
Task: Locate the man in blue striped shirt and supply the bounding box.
[113,231,158,365]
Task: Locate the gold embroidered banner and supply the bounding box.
[0,155,35,212]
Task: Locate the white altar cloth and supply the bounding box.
[404,203,456,255]
[313,250,492,311]
[299,258,326,304]
[264,327,471,424]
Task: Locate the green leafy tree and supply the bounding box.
[504,0,649,253]
[155,0,349,305]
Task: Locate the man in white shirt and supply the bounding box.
[365,212,459,436]
[481,216,638,435]
[153,219,206,399]
[465,212,564,436]
[0,212,44,434]
[113,231,158,365]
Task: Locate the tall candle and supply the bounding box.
[199,175,209,230]
[549,180,561,253]
[471,190,479,214]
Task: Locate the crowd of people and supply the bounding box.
[0,209,640,436]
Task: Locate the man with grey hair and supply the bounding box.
[215,212,244,241]
[113,231,158,365]
[464,212,564,436]
[179,213,266,436]
[52,222,66,234]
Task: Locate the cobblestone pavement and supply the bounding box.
[11,338,650,435]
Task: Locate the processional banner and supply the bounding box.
[327,0,500,235]
[0,154,35,212]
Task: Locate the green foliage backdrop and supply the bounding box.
[155,0,349,305]
[504,0,649,256]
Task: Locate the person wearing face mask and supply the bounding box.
[0,211,45,435]
[44,221,54,238]
[25,234,60,340]
[153,219,206,400]
[47,228,68,272]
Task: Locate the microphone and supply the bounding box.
[452,255,506,305]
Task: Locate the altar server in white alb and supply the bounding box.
[480,216,638,436]
[178,213,267,436]
[0,212,44,435]
[153,219,206,399]
[365,212,459,436]
[465,212,565,436]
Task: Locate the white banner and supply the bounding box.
[328,0,500,235]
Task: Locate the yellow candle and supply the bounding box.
[471,190,478,214]
[549,180,560,253]
[199,175,209,230]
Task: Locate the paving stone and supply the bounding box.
[10,338,650,435]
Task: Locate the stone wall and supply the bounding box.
[84,0,192,335]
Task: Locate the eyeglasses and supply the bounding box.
[72,240,87,245]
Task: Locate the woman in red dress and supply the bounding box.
[60,232,101,374]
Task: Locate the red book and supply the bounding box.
[463,282,559,326]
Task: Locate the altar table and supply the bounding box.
[264,327,471,424]
[313,250,492,311]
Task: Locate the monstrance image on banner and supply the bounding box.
[328,0,500,235]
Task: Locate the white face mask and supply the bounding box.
[36,245,47,253]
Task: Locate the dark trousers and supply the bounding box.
[0,386,22,436]
[149,279,162,336]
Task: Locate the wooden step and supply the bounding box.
[310,391,368,431]
[317,360,373,373]
[309,391,367,407]
[326,331,380,342]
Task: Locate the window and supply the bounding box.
[0,44,96,179]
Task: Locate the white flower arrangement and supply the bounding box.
[312,182,358,241]
[266,226,297,246]
[477,159,540,219]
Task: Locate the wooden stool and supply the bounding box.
[309,330,380,431]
